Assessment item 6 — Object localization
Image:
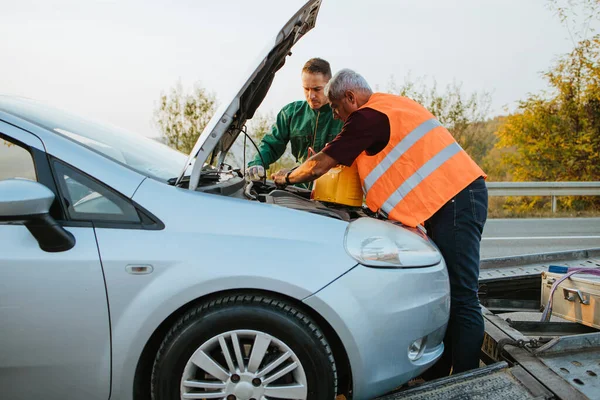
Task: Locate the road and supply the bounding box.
[480,218,600,259]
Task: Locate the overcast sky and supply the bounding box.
[0,0,590,139]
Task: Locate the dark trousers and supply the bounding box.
[422,177,488,378]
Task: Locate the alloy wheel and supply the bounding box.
[180,329,308,400]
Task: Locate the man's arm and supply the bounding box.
[271,108,390,186]
[272,151,338,185]
[248,108,291,168]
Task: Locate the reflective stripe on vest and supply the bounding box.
[379,142,462,214]
[363,118,441,192]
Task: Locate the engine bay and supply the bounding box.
[181,166,373,222]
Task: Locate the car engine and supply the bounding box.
[193,168,373,222]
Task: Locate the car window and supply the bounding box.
[0,138,36,181]
[0,97,188,182]
[53,161,140,223]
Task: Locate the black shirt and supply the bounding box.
[322,108,390,166]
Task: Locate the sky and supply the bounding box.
[0,0,591,140]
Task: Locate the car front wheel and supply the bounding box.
[151,294,337,400]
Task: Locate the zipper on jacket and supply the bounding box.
[305,110,321,191]
[311,110,320,151]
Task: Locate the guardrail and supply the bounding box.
[486,182,600,212]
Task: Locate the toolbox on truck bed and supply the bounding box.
[541,271,600,329]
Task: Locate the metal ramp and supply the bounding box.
[532,333,600,400]
[479,248,600,282]
[377,362,552,399]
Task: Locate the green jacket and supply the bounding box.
[248,101,343,169]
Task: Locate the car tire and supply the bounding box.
[151,293,337,400]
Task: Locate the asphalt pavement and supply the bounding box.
[480,218,600,259]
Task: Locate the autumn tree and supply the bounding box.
[154,81,217,154]
[496,0,600,210]
[476,116,514,181]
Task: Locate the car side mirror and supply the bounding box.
[0,179,75,252]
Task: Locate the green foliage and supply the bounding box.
[497,38,600,181]
[478,116,515,181]
[153,79,295,175]
[493,0,600,212]
[154,81,217,154]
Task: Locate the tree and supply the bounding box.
[476,116,514,181]
[154,81,217,154]
[387,76,494,166]
[548,0,600,44]
[495,0,600,210]
[497,0,600,182]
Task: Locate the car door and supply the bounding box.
[0,121,111,400]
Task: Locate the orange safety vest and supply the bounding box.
[356,93,486,227]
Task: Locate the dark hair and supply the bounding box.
[302,58,332,79]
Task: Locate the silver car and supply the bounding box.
[0,1,449,399]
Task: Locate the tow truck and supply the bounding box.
[380,248,600,400]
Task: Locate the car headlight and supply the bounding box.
[344,218,442,267]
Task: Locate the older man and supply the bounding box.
[245,58,343,185]
[272,69,488,378]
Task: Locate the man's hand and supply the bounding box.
[271,169,290,187]
[271,152,339,187]
[245,165,266,182]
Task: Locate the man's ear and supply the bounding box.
[344,90,356,104]
[345,90,356,105]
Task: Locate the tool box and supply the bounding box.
[541,271,600,329]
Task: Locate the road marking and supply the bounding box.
[483,236,600,240]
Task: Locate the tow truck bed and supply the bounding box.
[378,248,600,400]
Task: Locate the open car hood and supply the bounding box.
[177,0,323,190]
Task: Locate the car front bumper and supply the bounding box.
[303,261,450,400]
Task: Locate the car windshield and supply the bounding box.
[0,96,187,182]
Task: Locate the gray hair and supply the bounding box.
[324,68,373,100]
